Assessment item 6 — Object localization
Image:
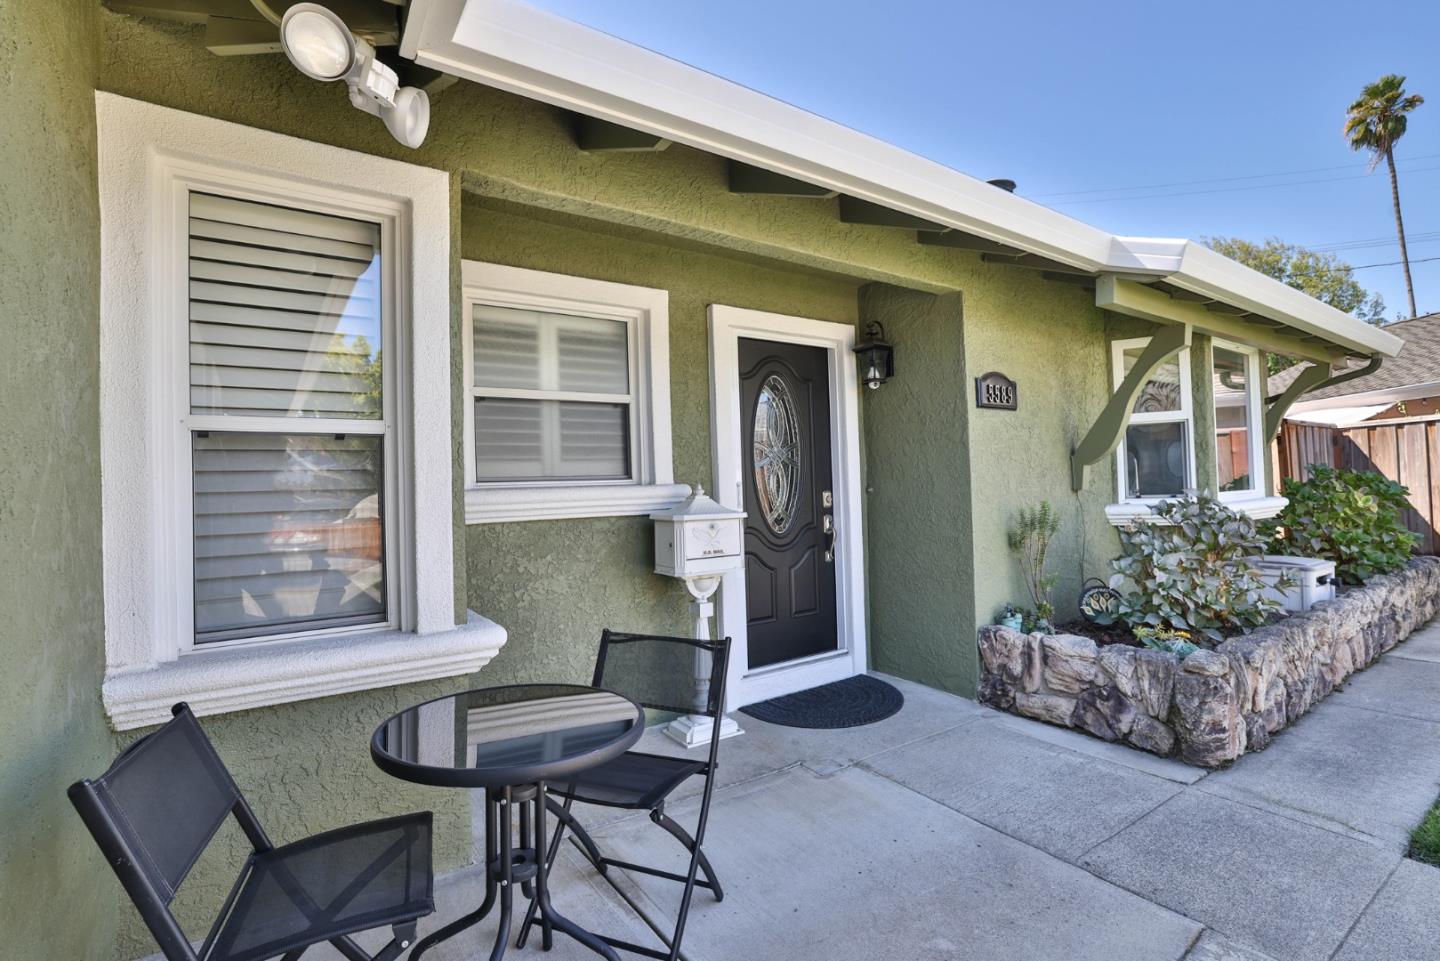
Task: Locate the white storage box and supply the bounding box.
[1255,555,1337,613]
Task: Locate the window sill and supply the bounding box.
[1104,495,1287,527]
[465,482,691,524]
[102,611,507,731]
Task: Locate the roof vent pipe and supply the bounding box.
[987,178,1017,193]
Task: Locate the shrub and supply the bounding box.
[1133,626,1200,659]
[1265,465,1418,585]
[1109,493,1284,643]
[1008,502,1061,630]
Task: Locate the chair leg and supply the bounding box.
[650,808,724,902]
[549,796,607,875]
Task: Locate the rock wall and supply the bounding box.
[978,557,1440,767]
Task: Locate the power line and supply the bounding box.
[1034,152,1440,199]
[1047,165,1440,206]
[1346,254,1440,271]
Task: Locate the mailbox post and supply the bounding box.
[652,485,747,748]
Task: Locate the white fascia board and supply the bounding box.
[1289,380,1440,412]
[1144,241,1404,358]
[404,0,1405,359]
[401,0,1118,271]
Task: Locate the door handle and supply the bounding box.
[823,513,836,562]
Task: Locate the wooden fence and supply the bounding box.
[1277,417,1440,553]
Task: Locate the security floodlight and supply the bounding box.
[279,3,430,149]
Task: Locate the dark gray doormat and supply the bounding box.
[738,675,903,729]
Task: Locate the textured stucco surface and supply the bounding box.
[460,200,862,686]
[0,0,115,958]
[860,286,975,693]
[964,271,1123,691]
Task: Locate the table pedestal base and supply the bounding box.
[409,783,619,961]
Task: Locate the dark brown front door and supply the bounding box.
[739,338,838,670]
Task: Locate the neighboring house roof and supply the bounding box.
[400,0,1402,360]
[1275,313,1440,409]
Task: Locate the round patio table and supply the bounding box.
[371,684,645,961]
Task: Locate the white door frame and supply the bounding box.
[707,304,868,709]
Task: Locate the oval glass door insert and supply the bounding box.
[753,373,801,535]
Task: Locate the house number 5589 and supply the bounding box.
[975,372,1018,411]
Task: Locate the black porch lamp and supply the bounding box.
[853,321,895,390]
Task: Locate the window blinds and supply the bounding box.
[189,192,382,419]
[188,192,387,643]
[471,304,632,481]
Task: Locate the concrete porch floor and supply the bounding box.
[344,622,1440,961]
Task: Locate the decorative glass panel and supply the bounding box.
[192,432,386,643]
[1123,422,1188,498]
[188,193,382,419]
[1213,347,1253,491]
[753,374,801,535]
[1123,346,1183,414]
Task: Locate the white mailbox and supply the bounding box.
[652,486,747,579]
[651,485,747,748]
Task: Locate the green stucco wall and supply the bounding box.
[460,199,863,686]
[860,286,976,691]
[962,271,1123,692]
[0,1,115,959]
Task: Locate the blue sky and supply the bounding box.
[530,0,1440,321]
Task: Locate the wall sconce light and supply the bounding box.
[853,321,895,390]
[279,3,430,149]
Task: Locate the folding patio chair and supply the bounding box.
[69,702,434,961]
[518,629,731,961]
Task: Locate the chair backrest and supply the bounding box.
[593,630,732,722]
[69,703,269,961]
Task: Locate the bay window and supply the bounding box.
[1113,337,1194,501]
[1211,341,1268,502]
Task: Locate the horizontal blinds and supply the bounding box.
[189,192,383,419]
[472,302,632,481]
[472,304,629,395]
[474,399,629,481]
[193,432,386,642]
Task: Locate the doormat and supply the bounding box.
[739,675,903,729]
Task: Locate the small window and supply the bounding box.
[1114,338,1193,501]
[471,305,634,481]
[461,263,682,524]
[1212,341,1264,497]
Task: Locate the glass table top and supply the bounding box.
[370,684,645,789]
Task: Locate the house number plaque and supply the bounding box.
[975,371,1018,410]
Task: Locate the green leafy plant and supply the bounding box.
[1109,494,1285,643]
[1264,465,1418,584]
[1133,626,1200,659]
[1008,502,1061,630]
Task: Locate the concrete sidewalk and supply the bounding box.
[397,621,1440,961]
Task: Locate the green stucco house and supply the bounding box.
[0,1,1404,958]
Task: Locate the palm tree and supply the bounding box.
[1345,74,1425,318]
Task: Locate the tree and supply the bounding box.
[1345,74,1424,318]
[1204,237,1387,373]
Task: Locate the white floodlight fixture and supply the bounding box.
[280,3,430,149]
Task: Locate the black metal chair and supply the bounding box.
[518,630,731,961]
[69,702,434,961]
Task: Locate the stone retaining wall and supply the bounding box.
[977,557,1440,767]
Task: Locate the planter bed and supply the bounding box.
[977,557,1440,767]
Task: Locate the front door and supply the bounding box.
[738,338,838,670]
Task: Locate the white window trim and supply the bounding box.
[460,261,688,523]
[1108,336,1196,522]
[97,93,505,730]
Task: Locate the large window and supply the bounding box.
[1113,338,1193,501]
[187,192,392,644]
[1211,341,1264,497]
[98,93,502,731]
[461,262,684,523]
